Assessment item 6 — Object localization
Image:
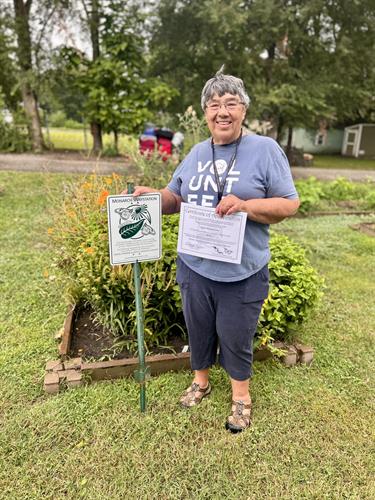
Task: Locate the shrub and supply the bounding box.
[0,121,30,152]
[296,177,375,213]
[364,189,375,209]
[295,177,324,213]
[321,177,357,201]
[50,174,323,353]
[257,234,324,347]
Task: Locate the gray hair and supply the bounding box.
[201,66,250,110]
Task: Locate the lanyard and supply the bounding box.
[211,130,242,204]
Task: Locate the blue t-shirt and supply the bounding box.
[167,134,298,282]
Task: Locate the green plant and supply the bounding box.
[49,174,185,352]
[295,177,375,213]
[257,233,324,347]
[295,177,324,213]
[364,189,375,209]
[178,106,208,153]
[321,177,357,201]
[127,141,178,189]
[0,121,30,152]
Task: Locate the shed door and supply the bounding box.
[344,130,359,156]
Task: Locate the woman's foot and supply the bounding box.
[180,382,211,408]
[225,399,252,433]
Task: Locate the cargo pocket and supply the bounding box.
[241,265,269,303]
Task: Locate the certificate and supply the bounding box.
[177,202,247,264]
[107,194,161,265]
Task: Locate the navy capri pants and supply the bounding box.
[176,258,269,381]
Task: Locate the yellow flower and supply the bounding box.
[81,182,93,190]
[43,269,49,278]
[104,177,113,185]
[47,227,54,235]
[67,210,76,218]
[112,173,120,180]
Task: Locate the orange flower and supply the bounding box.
[47,227,54,235]
[66,210,76,218]
[43,269,49,278]
[84,247,94,254]
[97,189,110,205]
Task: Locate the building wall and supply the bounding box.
[359,126,375,157]
[280,127,344,154]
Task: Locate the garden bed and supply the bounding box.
[351,222,375,237]
[44,305,314,394]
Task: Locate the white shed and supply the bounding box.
[341,123,375,158]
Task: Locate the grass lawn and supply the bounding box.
[0,171,374,499]
[45,128,137,154]
[313,154,375,170]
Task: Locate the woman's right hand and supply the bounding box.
[120,186,159,196]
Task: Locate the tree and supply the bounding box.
[0,7,21,115]
[149,0,375,151]
[81,0,102,151]
[13,0,44,151]
[60,0,177,152]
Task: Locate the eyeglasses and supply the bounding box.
[206,100,244,112]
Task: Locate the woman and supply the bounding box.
[130,69,299,432]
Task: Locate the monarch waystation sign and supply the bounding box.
[107,193,162,265]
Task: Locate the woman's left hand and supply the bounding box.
[215,194,246,217]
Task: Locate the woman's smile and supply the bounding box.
[205,93,246,144]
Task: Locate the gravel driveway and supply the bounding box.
[1,153,375,182]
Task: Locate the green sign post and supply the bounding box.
[128,182,149,412]
[107,183,162,413]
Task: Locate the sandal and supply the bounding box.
[180,382,211,408]
[225,400,252,433]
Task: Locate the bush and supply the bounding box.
[321,177,357,201]
[48,111,83,129]
[296,177,375,213]
[0,121,30,152]
[50,174,323,353]
[257,234,324,347]
[295,177,324,213]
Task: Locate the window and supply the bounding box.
[315,133,326,146]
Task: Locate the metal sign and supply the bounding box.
[107,193,162,265]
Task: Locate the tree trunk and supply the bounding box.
[286,126,294,162]
[90,0,100,60]
[91,122,103,153]
[113,130,119,154]
[276,116,284,143]
[88,0,102,153]
[13,0,44,152]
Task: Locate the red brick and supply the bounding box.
[294,343,314,365]
[63,358,82,371]
[43,372,60,394]
[58,369,77,381]
[45,360,63,372]
[281,345,298,366]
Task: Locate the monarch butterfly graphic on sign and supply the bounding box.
[107,194,161,265]
[115,204,156,240]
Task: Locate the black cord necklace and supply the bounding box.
[211,129,242,204]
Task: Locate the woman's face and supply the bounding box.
[204,93,246,144]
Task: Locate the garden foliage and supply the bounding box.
[296,176,375,213]
[0,121,30,152]
[50,165,323,354]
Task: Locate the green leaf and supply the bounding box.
[119,220,144,239]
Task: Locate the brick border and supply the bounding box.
[44,307,314,394]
